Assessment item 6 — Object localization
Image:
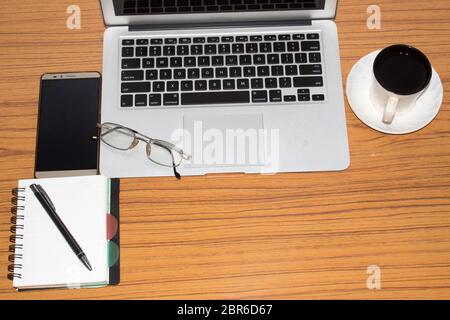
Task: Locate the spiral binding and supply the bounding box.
[8,188,25,281]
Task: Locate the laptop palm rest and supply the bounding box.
[183,113,266,171]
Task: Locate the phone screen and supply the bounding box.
[36,75,101,173]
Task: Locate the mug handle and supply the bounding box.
[383,96,399,125]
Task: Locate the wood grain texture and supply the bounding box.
[0,0,449,300]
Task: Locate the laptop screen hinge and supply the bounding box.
[129,19,312,32]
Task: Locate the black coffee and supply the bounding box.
[373,45,432,96]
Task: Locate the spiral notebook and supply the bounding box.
[8,175,120,290]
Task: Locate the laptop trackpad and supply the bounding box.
[183,113,265,168]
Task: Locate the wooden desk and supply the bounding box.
[0,0,449,300]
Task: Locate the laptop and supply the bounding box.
[99,0,350,177]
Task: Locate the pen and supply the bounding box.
[29,184,92,271]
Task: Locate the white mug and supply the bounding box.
[369,45,432,125]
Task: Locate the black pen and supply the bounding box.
[29,184,92,271]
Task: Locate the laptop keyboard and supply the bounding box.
[120,32,326,108]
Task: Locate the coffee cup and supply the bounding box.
[370,45,432,124]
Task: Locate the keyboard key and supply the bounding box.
[181,81,194,91]
[264,35,277,41]
[294,76,324,87]
[193,37,206,43]
[279,77,292,88]
[269,90,282,102]
[230,67,242,78]
[273,42,286,52]
[252,90,268,103]
[287,42,300,52]
[179,38,191,44]
[181,92,250,105]
[216,68,228,78]
[135,94,147,107]
[251,78,264,89]
[209,80,221,90]
[174,69,186,79]
[217,44,230,55]
[298,89,310,94]
[191,45,203,55]
[146,69,158,80]
[167,81,179,91]
[246,43,258,53]
[205,44,217,54]
[281,53,294,64]
[177,45,189,55]
[295,53,307,63]
[195,80,207,91]
[285,65,298,76]
[136,47,148,57]
[237,78,250,89]
[259,42,272,53]
[137,39,149,45]
[122,47,134,57]
[184,56,196,67]
[244,67,256,77]
[284,95,296,102]
[278,34,291,41]
[163,46,175,56]
[188,68,200,79]
[149,94,162,106]
[122,82,150,93]
[153,81,165,92]
[150,46,162,56]
[165,38,177,44]
[164,93,179,106]
[160,69,172,79]
[156,58,169,68]
[301,41,320,51]
[222,79,234,90]
[121,95,133,107]
[151,39,163,45]
[239,55,252,65]
[221,36,234,42]
[232,43,244,54]
[143,58,155,68]
[226,55,238,65]
[307,33,320,40]
[236,36,248,42]
[197,56,210,66]
[250,35,262,41]
[169,57,182,68]
[298,94,311,101]
[257,66,270,77]
[267,54,280,64]
[299,64,322,75]
[212,56,224,66]
[207,37,220,43]
[265,78,278,88]
[253,55,266,65]
[271,65,284,76]
[121,70,144,81]
[122,59,140,69]
[312,94,325,101]
[309,52,321,63]
[293,34,305,40]
[201,68,214,78]
[122,39,134,46]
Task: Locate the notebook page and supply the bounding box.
[14,175,109,289]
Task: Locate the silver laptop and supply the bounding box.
[99,0,350,177]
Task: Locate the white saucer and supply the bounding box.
[346,50,443,134]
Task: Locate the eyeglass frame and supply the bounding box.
[93,122,191,179]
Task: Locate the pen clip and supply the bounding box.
[34,184,56,211]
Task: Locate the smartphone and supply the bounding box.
[35,72,101,178]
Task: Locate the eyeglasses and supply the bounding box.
[93,122,191,179]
